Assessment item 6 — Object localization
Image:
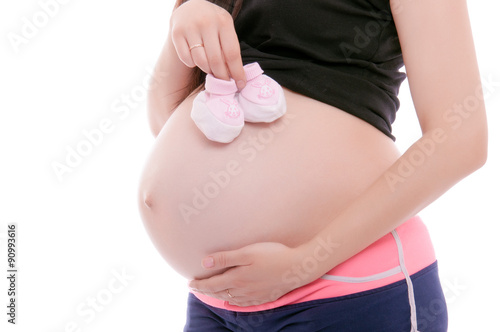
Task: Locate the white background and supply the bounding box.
[0,0,498,331]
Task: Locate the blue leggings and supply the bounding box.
[183,261,448,332]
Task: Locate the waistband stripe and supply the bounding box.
[320,266,402,283]
[392,229,420,332]
[321,230,421,332]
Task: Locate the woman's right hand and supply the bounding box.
[170,0,246,89]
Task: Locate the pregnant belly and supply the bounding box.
[138,88,401,280]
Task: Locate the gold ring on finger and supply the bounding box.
[189,43,204,51]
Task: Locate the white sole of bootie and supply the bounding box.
[238,87,287,123]
[190,92,244,143]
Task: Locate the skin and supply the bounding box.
[141,0,488,308]
[139,86,401,280]
[172,0,247,88]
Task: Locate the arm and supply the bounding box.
[147,27,193,137]
[298,0,488,274]
[148,0,246,137]
[189,0,488,306]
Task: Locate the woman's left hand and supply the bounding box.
[188,242,314,307]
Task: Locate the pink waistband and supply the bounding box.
[193,215,436,312]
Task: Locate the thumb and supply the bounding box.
[202,247,252,270]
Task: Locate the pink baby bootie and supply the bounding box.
[238,62,286,123]
[191,74,244,143]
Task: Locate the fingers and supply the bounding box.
[189,278,256,306]
[202,249,252,270]
[188,41,211,74]
[171,28,196,68]
[201,28,230,80]
[172,26,239,82]
[188,248,253,295]
[169,0,245,85]
[189,273,233,295]
[219,21,246,89]
[185,27,242,83]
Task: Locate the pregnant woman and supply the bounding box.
[138,0,487,331]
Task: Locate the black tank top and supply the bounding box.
[233,0,406,140]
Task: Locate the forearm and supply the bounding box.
[147,28,194,137]
[297,120,487,283]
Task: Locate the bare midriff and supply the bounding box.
[138,87,402,280]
